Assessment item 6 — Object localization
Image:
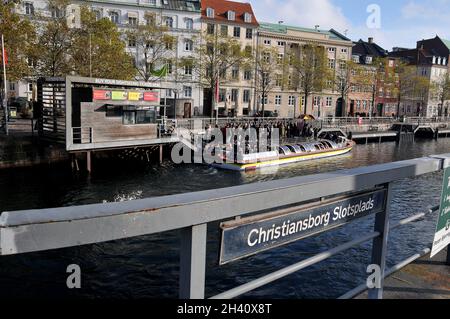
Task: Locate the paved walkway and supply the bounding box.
[356,247,450,299]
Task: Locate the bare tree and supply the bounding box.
[126,12,176,82]
[191,30,253,117]
[290,44,331,115]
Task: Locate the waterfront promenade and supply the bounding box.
[355,247,450,299]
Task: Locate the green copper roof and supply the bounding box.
[442,39,450,50]
[259,22,351,41]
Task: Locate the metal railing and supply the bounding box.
[1,154,449,299]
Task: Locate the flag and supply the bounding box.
[1,42,6,66]
[214,77,219,103]
[150,64,168,78]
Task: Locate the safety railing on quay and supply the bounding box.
[1,154,450,299]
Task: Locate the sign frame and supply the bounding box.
[431,166,450,257]
[219,188,387,265]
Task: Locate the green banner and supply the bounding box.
[431,166,450,257]
[151,64,168,78]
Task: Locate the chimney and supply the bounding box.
[368,37,373,44]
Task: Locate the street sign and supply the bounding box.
[219,188,387,265]
[431,166,450,257]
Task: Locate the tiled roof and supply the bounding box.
[352,39,387,64]
[162,0,201,12]
[201,0,259,26]
[259,22,351,42]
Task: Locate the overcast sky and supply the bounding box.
[244,0,450,51]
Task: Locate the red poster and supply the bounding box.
[93,90,111,100]
[143,91,159,102]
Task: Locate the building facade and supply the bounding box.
[11,0,204,118]
[348,38,398,117]
[390,36,450,117]
[200,0,259,117]
[256,22,353,118]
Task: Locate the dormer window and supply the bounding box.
[206,7,214,18]
[365,56,373,64]
[244,12,252,23]
[352,55,359,63]
[227,10,235,21]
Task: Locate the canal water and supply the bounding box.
[0,138,449,298]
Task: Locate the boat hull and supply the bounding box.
[211,145,353,171]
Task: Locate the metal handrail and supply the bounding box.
[0,154,449,299]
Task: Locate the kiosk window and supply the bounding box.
[122,106,156,124]
[106,105,122,117]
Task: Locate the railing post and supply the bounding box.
[368,182,392,299]
[179,223,207,299]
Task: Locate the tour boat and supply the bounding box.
[211,138,355,171]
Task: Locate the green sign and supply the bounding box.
[431,166,450,257]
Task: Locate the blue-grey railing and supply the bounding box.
[1,154,450,299]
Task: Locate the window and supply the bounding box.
[246,28,253,39]
[165,40,173,50]
[233,26,241,38]
[363,100,367,110]
[231,89,238,102]
[275,95,282,106]
[277,41,285,46]
[165,17,173,28]
[24,2,34,16]
[148,0,156,5]
[261,95,268,105]
[313,97,320,106]
[243,90,250,103]
[207,24,215,35]
[244,12,252,23]
[206,7,214,18]
[128,17,138,26]
[123,106,156,125]
[352,55,360,63]
[128,38,136,47]
[341,48,347,53]
[219,89,226,102]
[110,12,119,24]
[184,39,193,51]
[221,25,228,36]
[106,105,122,117]
[231,67,239,80]
[185,18,193,30]
[9,82,15,91]
[288,96,295,106]
[94,10,102,21]
[184,86,192,97]
[51,6,64,18]
[365,56,373,64]
[328,59,335,69]
[326,97,332,106]
[166,89,173,97]
[227,11,235,21]
[167,61,173,74]
[244,70,252,80]
[277,53,284,64]
[328,47,336,52]
[275,74,282,87]
[263,52,270,63]
[263,39,271,45]
[27,83,33,92]
[184,65,193,75]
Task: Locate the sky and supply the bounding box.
[243,0,450,51]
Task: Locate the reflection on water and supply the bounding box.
[0,139,449,298]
